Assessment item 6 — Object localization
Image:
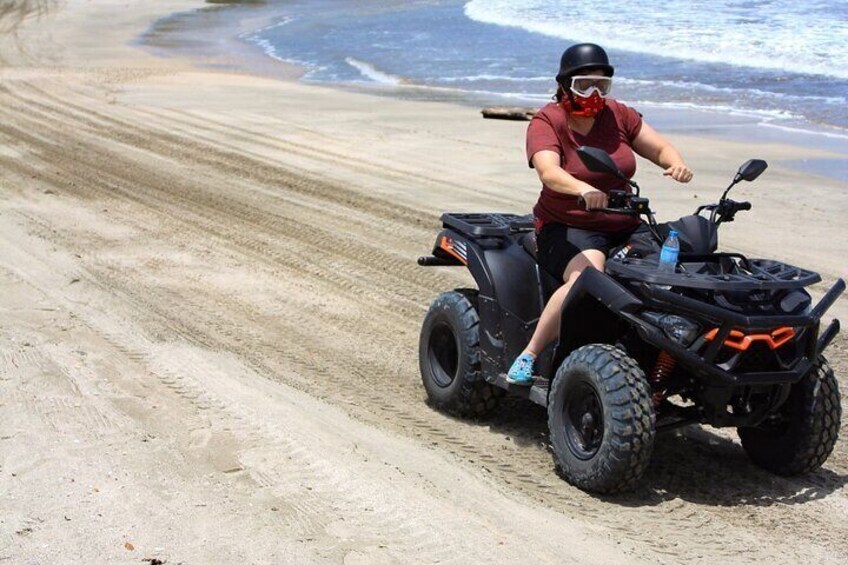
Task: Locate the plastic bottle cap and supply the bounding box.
[669,230,679,237]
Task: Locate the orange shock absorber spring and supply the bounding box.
[649,351,677,408]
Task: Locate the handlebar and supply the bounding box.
[695,199,752,224]
[595,208,638,215]
[578,190,650,215]
[578,189,751,232]
[572,147,760,239]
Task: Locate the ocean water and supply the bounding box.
[236,0,847,133]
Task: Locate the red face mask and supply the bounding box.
[566,90,606,118]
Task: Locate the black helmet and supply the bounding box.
[556,43,614,84]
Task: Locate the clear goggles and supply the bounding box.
[569,75,613,97]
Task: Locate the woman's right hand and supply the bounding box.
[579,187,608,210]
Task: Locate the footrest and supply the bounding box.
[494,373,549,407]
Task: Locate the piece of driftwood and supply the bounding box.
[481,107,538,121]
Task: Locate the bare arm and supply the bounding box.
[531,150,608,209]
[632,122,694,183]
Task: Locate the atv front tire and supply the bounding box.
[548,344,655,493]
[419,290,500,417]
[738,356,841,476]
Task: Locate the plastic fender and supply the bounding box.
[432,230,550,378]
[552,268,643,369]
[480,241,550,368]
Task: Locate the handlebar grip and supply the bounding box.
[578,195,615,211]
[597,208,637,215]
[579,195,637,215]
[577,195,602,211]
[738,201,752,211]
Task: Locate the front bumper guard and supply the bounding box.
[627,278,845,386]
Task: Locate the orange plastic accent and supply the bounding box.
[704,326,795,351]
[439,236,467,265]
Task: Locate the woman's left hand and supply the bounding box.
[663,163,694,183]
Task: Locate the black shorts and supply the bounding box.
[536,223,639,281]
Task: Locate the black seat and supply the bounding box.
[520,232,537,259]
[520,232,562,302]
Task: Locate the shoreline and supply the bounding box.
[137,0,848,181]
[137,0,306,81]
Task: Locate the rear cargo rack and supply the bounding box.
[441,212,534,237]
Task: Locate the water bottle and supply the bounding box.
[658,230,680,273]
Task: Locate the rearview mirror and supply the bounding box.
[577,146,628,181]
[736,159,768,182]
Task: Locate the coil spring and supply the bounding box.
[649,350,676,408]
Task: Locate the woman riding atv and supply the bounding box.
[507,43,695,384]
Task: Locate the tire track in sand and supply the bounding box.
[0,76,845,563]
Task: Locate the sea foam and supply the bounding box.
[464,0,848,80]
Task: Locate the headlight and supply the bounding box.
[643,311,701,346]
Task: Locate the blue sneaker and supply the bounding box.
[506,353,535,385]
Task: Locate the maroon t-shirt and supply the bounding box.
[526,99,643,232]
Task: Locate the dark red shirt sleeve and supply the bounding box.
[616,102,643,143]
[526,112,561,168]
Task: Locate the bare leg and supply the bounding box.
[524,249,606,356]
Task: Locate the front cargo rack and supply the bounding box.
[607,255,821,291]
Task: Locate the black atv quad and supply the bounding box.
[418,146,844,494]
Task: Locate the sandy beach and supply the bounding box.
[1,1,847,563]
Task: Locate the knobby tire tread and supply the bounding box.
[738,356,841,476]
[548,344,656,494]
[420,290,500,418]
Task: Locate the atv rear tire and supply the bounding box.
[419,290,500,417]
[738,356,841,476]
[548,344,655,494]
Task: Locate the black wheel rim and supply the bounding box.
[563,380,604,460]
[427,321,459,388]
